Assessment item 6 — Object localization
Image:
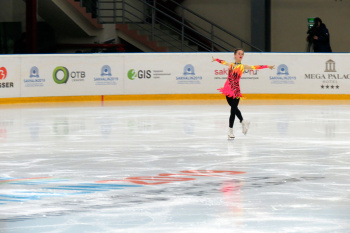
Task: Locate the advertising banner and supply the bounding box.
[1,53,350,99]
[239,53,299,94]
[124,53,233,95]
[123,53,175,95]
[20,54,124,97]
[298,54,350,94]
[0,56,21,98]
[212,53,350,95]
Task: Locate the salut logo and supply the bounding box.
[0,66,14,88]
[269,64,296,84]
[176,64,202,84]
[127,69,151,80]
[53,66,85,84]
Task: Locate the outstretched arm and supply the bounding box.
[212,56,231,67]
[243,64,275,70]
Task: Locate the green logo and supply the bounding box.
[127,69,136,80]
[53,66,69,84]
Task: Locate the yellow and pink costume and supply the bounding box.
[216,59,268,98]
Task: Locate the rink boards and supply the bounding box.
[0,53,349,100]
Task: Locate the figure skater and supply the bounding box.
[212,48,275,139]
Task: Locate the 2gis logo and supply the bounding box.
[53,66,86,84]
[0,67,7,80]
[127,69,151,80]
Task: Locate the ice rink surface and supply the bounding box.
[1,99,350,233]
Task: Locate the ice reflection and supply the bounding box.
[0,102,349,232]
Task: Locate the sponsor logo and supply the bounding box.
[269,64,296,84]
[127,68,171,80]
[127,69,136,80]
[325,59,336,72]
[24,66,45,87]
[101,65,112,76]
[94,65,119,85]
[183,64,195,75]
[53,66,69,84]
[30,66,39,78]
[127,69,151,80]
[277,64,289,75]
[53,66,85,84]
[214,68,259,80]
[176,64,202,84]
[0,66,14,88]
[0,67,7,80]
[305,59,349,90]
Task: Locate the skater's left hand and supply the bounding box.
[268,65,275,70]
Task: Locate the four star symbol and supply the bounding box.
[321,85,340,89]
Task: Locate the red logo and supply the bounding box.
[0,128,7,142]
[0,67,7,80]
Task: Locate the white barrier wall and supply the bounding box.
[0,53,349,98]
[20,54,124,97]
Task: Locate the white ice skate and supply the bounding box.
[241,120,250,135]
[228,128,235,139]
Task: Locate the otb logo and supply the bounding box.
[53,66,85,84]
[53,66,69,84]
[127,69,151,80]
[0,67,7,80]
